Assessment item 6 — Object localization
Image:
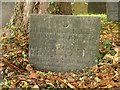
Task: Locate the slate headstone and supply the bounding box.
[0,1,2,27]
[0,1,2,55]
[29,15,100,72]
[88,2,106,14]
[106,2,120,21]
[1,2,15,26]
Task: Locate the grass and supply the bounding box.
[76,14,107,21]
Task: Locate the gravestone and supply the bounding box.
[106,2,120,21]
[0,1,2,27]
[29,15,100,72]
[88,2,106,14]
[1,2,15,26]
[0,1,2,62]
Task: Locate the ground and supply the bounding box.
[0,14,120,89]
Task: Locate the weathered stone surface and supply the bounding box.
[88,2,106,14]
[0,1,2,27]
[106,2,120,21]
[0,1,2,59]
[29,15,100,72]
[1,2,15,26]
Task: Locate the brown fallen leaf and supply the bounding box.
[46,82,55,87]
[0,62,5,71]
[90,65,98,72]
[67,77,75,82]
[0,62,4,67]
[29,72,39,79]
[32,85,39,89]
[67,83,76,89]
[26,64,33,71]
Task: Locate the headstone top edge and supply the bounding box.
[30,14,101,18]
[0,1,15,3]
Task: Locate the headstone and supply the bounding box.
[88,2,106,14]
[0,1,2,58]
[106,2,120,21]
[1,2,15,26]
[0,1,2,27]
[29,15,100,72]
[72,2,88,15]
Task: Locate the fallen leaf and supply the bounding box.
[26,64,33,71]
[29,72,39,79]
[95,77,101,82]
[32,85,39,88]
[46,83,55,87]
[67,77,75,82]
[67,83,76,89]
[0,62,5,71]
[0,62,4,67]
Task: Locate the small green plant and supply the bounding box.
[77,14,107,21]
[109,50,116,56]
[54,80,66,88]
[22,51,27,58]
[103,40,116,56]
[48,2,61,14]
[54,80,59,86]
[96,53,104,63]
[85,72,96,76]
[103,40,111,49]
[104,57,110,62]
[96,39,116,63]
[41,84,53,89]
[3,37,14,43]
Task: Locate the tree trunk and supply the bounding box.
[56,2,72,15]
[10,1,72,32]
[10,1,49,32]
[48,2,72,15]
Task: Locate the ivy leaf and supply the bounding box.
[100,51,107,56]
[98,59,103,63]
[104,57,110,62]
[103,40,111,49]
[22,51,27,58]
[60,84,64,88]
[109,50,116,56]
[4,37,14,43]
[54,80,59,85]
